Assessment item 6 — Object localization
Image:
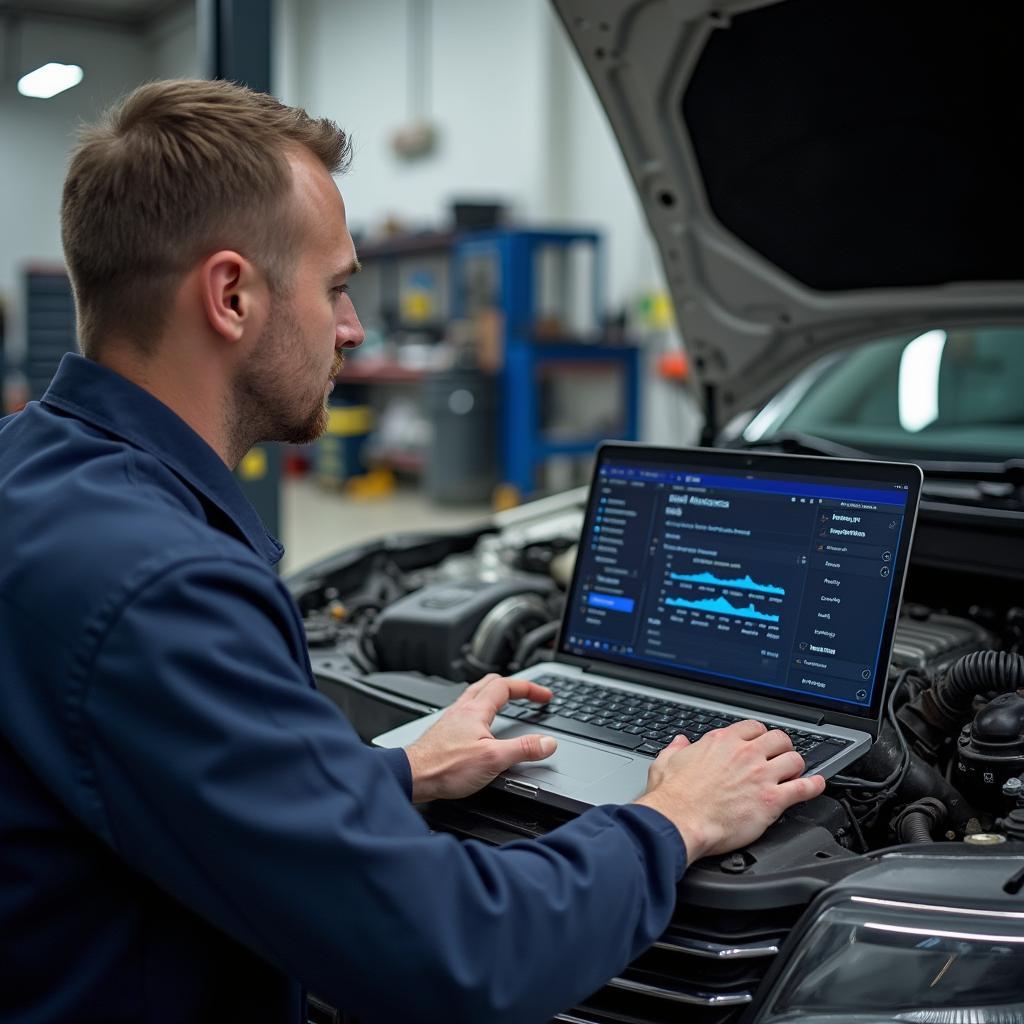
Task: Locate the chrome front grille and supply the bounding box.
[553,910,797,1024]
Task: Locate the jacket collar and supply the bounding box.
[42,353,284,566]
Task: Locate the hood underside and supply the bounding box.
[553,0,1024,419]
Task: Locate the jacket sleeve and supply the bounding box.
[375,745,414,798]
[80,556,686,1024]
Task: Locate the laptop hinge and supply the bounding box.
[582,664,826,727]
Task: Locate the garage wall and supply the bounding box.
[0,19,150,360]
[550,18,669,308]
[285,0,668,312]
[0,1,678,378]
[290,0,554,232]
[146,3,199,81]
[0,5,200,363]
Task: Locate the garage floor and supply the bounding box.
[280,478,492,575]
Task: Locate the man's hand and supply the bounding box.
[404,674,558,803]
[634,720,825,860]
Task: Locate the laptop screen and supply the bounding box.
[559,444,922,722]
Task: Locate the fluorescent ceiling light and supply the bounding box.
[17,63,84,99]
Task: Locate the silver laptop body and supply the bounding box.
[376,443,923,813]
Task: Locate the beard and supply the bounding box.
[228,302,342,461]
[277,349,343,445]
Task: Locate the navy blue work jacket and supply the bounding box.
[0,353,685,1024]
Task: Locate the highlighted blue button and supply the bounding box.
[587,593,635,613]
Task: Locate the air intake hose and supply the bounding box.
[934,650,1024,722]
[898,651,1024,755]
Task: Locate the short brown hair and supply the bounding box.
[61,78,351,358]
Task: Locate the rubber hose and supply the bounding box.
[897,759,972,832]
[932,650,1024,724]
[511,620,560,673]
[899,811,935,843]
[894,797,947,844]
[850,724,976,831]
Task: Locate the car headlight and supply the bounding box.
[754,895,1024,1024]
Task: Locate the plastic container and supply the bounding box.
[314,400,372,487]
[424,367,496,504]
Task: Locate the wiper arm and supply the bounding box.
[740,431,872,459]
[916,457,1024,485]
[740,433,1024,505]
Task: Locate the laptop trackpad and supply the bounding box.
[496,721,632,783]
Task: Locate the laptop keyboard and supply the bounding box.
[502,673,852,773]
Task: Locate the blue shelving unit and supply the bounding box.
[452,229,640,499]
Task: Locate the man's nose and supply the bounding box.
[336,299,365,349]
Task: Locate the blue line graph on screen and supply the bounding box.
[669,571,785,596]
[665,595,781,623]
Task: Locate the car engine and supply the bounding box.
[288,488,1024,853]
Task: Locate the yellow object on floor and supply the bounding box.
[346,467,397,500]
[492,483,521,511]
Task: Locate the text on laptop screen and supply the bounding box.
[561,455,912,713]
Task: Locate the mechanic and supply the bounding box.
[0,79,824,1024]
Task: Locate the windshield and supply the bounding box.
[745,326,1024,462]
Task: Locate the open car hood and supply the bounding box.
[552,0,1024,427]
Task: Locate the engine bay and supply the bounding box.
[288,487,1024,864]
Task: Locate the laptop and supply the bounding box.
[375,442,923,812]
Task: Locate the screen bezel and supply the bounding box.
[555,442,923,736]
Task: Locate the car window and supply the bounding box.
[754,326,1024,460]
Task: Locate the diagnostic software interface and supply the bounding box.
[561,455,912,713]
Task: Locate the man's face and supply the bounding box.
[234,148,364,446]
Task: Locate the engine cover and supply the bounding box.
[372,578,554,678]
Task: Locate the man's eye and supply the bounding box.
[332,285,349,297]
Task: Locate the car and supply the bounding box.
[289,2,1024,1022]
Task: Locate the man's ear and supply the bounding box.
[199,250,266,344]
